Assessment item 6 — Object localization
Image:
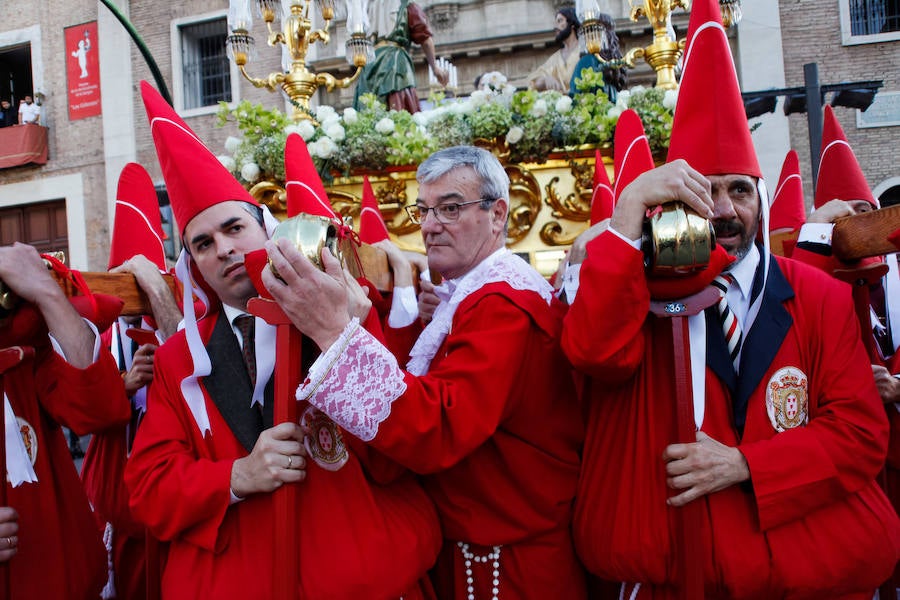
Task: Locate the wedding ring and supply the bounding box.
[286,455,293,469]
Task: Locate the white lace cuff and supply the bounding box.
[296,318,407,442]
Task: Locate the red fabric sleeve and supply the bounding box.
[561,231,650,384]
[371,291,547,474]
[740,266,889,531]
[125,335,234,551]
[36,344,130,434]
[407,2,433,45]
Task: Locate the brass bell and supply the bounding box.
[642,202,716,276]
[0,280,18,318]
[269,213,342,277]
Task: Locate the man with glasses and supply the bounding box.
[263,145,587,599]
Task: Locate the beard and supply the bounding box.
[714,217,759,261]
[555,23,573,44]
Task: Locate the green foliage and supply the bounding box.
[215,84,677,184]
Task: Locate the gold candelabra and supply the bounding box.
[226,0,373,121]
[580,0,742,90]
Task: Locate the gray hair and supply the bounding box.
[416,146,510,208]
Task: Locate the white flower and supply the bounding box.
[531,99,548,117]
[470,89,489,107]
[297,120,317,141]
[312,137,337,159]
[224,136,241,153]
[607,106,623,119]
[630,85,646,94]
[375,117,395,134]
[324,122,345,142]
[342,107,358,125]
[412,111,429,127]
[663,89,678,110]
[555,96,573,114]
[616,90,631,108]
[480,71,507,91]
[284,124,302,137]
[506,126,524,144]
[217,155,236,171]
[315,104,338,122]
[240,162,261,182]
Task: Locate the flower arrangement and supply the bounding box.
[216,79,676,186]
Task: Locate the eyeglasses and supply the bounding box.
[405,198,495,224]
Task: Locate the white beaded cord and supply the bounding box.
[457,541,502,600]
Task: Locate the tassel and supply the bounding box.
[100,521,117,599]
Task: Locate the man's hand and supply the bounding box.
[663,431,750,506]
[872,365,900,405]
[230,422,307,498]
[612,160,714,242]
[809,199,856,224]
[111,255,181,341]
[0,506,18,563]
[262,239,351,350]
[568,219,610,266]
[416,278,440,324]
[0,243,94,367]
[373,240,414,288]
[123,343,157,397]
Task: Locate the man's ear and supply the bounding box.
[491,199,509,233]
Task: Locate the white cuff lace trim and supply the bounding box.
[296,318,407,442]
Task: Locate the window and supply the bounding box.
[179,17,231,110]
[841,0,900,43]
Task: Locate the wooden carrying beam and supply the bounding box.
[832,204,900,262]
[51,271,177,316]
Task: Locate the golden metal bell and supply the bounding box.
[269,213,342,277]
[642,202,716,276]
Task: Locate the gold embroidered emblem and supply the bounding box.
[301,406,348,472]
[766,366,809,432]
[16,417,37,465]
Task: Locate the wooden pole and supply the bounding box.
[649,287,719,600]
[247,298,302,600]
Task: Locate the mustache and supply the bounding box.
[713,220,744,238]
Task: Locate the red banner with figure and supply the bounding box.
[65,22,101,121]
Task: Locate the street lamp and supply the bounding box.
[226,0,373,122]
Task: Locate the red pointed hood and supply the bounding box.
[613,109,655,202]
[665,0,761,179]
[590,149,614,224]
[814,105,877,209]
[140,81,257,235]
[284,133,338,219]
[108,162,168,270]
[358,176,390,244]
[769,150,806,231]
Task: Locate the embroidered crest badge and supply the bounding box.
[17,417,37,465]
[300,406,348,472]
[766,366,809,432]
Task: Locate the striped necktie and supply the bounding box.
[233,315,256,388]
[711,273,742,370]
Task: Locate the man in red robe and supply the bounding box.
[124,82,440,599]
[561,1,900,598]
[80,161,182,600]
[263,145,587,599]
[0,242,130,599]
